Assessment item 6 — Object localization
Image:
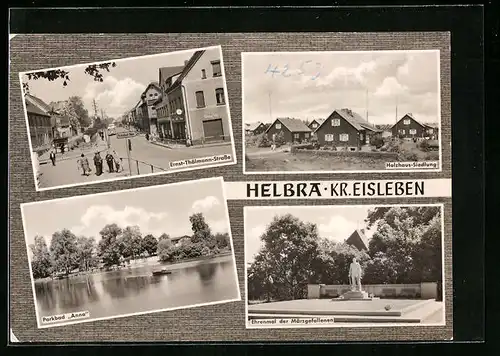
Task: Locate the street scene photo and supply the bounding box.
[21,177,240,328]
[243,50,441,173]
[245,204,444,328]
[20,45,236,191]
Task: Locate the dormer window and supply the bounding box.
[403,119,410,125]
[275,123,281,129]
[332,119,340,127]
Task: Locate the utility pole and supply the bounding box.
[268,91,273,122]
[365,89,369,123]
[395,95,398,124]
[92,99,98,122]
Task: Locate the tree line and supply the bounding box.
[247,206,442,301]
[29,212,231,279]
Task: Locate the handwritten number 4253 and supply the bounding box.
[265,61,322,80]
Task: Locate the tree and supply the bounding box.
[29,235,53,279]
[98,224,123,267]
[141,234,158,256]
[68,96,91,127]
[49,229,79,276]
[22,62,117,94]
[157,237,174,262]
[158,233,170,242]
[251,214,321,300]
[76,236,97,272]
[215,232,231,250]
[119,226,143,261]
[189,213,212,244]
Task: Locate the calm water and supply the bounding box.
[34,254,239,325]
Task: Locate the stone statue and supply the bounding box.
[349,257,362,291]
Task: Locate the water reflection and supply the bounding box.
[34,256,238,323]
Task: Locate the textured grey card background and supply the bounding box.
[9,32,452,342]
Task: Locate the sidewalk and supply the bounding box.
[150,139,232,150]
[39,139,108,164]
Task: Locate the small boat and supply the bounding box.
[152,269,172,276]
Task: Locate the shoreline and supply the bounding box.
[34,251,233,282]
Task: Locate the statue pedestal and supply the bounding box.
[339,290,373,300]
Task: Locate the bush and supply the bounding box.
[425,151,440,161]
[370,135,385,149]
[257,134,271,148]
[419,140,430,152]
[399,152,419,161]
[275,131,286,147]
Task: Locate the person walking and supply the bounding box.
[77,153,91,176]
[112,149,122,172]
[105,151,115,173]
[93,152,103,176]
[49,150,57,166]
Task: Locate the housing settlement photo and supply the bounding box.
[20,45,236,191]
[245,204,445,328]
[242,50,441,173]
[21,177,240,328]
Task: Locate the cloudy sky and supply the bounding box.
[244,206,375,264]
[20,47,211,119]
[243,50,440,126]
[22,178,229,248]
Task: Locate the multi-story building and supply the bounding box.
[161,48,231,146]
[24,94,54,151]
[140,82,161,135]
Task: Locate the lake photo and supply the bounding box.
[21,177,240,328]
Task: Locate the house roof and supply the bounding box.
[345,229,369,251]
[25,94,52,112]
[339,109,379,132]
[168,50,206,91]
[25,100,51,117]
[246,122,265,131]
[309,118,326,126]
[267,117,312,133]
[159,66,185,85]
[393,113,438,129]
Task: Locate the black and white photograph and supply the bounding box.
[244,204,445,328]
[21,45,236,191]
[21,177,240,328]
[242,50,442,173]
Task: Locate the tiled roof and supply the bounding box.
[25,100,51,117]
[271,117,311,132]
[309,118,326,126]
[159,66,185,85]
[246,122,265,131]
[25,94,52,113]
[170,50,206,88]
[395,113,438,129]
[337,109,379,132]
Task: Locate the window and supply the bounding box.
[149,93,153,97]
[305,133,310,138]
[211,60,222,77]
[294,133,299,139]
[312,123,317,128]
[152,106,156,111]
[215,88,225,105]
[339,133,349,142]
[400,129,406,134]
[409,129,417,135]
[331,118,341,126]
[201,69,206,79]
[195,91,205,108]
[325,134,334,142]
[275,123,281,129]
[427,128,434,134]
[403,119,410,125]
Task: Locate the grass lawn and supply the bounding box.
[246,150,388,171]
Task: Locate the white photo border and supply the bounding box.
[19,45,238,192]
[241,50,443,174]
[243,203,446,329]
[20,176,241,329]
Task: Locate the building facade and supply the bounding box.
[156,66,185,141]
[25,95,54,151]
[314,109,380,150]
[141,83,161,135]
[180,48,231,145]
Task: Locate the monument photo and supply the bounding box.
[244,204,445,328]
